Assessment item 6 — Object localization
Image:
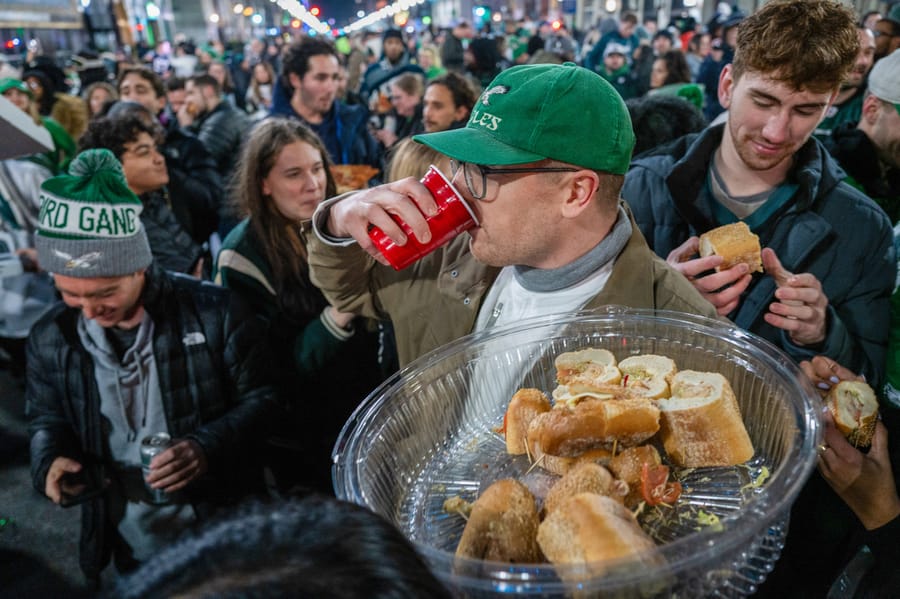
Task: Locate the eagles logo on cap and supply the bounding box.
[480,85,510,106]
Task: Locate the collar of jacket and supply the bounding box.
[196,98,232,125]
[137,261,172,318]
[665,124,844,233]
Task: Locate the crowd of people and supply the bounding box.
[0,0,898,596]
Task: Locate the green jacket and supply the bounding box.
[215,218,364,375]
[308,203,719,367]
[216,218,384,493]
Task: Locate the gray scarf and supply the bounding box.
[514,205,632,292]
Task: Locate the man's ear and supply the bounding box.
[288,72,301,90]
[560,170,600,218]
[860,93,881,125]
[718,63,735,110]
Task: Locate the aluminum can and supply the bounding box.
[140,433,172,504]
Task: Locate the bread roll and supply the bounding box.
[552,383,632,405]
[657,370,754,467]
[826,380,878,448]
[607,445,663,509]
[618,354,678,399]
[537,493,659,579]
[698,222,763,273]
[527,397,661,458]
[543,463,627,516]
[554,348,622,393]
[534,447,614,477]
[455,479,542,563]
[503,388,551,455]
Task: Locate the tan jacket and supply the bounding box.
[308,204,719,367]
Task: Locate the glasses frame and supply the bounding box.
[449,160,579,200]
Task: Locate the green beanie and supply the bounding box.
[36,149,152,277]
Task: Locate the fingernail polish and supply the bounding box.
[829,376,840,384]
[817,382,831,390]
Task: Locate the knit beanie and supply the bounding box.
[383,29,404,43]
[36,149,152,277]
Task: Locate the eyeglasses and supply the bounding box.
[449,160,578,200]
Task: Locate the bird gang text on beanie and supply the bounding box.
[413,62,635,174]
[35,148,153,277]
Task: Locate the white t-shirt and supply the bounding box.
[474,260,615,332]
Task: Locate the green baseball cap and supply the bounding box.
[413,62,635,174]
[0,78,32,97]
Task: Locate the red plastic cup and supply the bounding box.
[368,165,479,270]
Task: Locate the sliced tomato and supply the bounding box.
[641,462,683,506]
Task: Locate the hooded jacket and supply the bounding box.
[621,124,895,388]
[26,263,278,582]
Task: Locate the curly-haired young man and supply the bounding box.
[621,2,895,594]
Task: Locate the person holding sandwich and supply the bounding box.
[307,61,719,370]
[800,356,900,598]
[621,0,894,391]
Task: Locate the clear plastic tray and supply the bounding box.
[333,308,822,597]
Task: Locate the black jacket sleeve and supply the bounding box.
[25,309,83,496]
[163,128,224,243]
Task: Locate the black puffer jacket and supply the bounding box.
[141,188,203,274]
[190,101,252,179]
[162,121,223,243]
[26,263,278,582]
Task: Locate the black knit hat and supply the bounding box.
[382,29,404,43]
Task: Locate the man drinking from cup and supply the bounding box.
[308,63,719,367]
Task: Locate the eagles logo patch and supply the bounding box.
[480,85,510,106]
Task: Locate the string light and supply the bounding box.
[341,0,428,34]
[273,0,329,34]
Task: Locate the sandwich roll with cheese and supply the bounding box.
[698,222,763,273]
[554,348,622,393]
[826,380,878,448]
[455,479,543,563]
[527,397,661,458]
[537,493,660,579]
[657,370,754,467]
[542,462,628,516]
[502,388,551,455]
[618,354,678,399]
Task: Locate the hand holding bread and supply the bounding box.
[665,235,753,316]
[818,412,900,531]
[800,357,899,531]
[698,222,762,273]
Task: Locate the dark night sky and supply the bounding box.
[314,0,367,28]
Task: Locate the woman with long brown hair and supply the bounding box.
[215,118,383,494]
